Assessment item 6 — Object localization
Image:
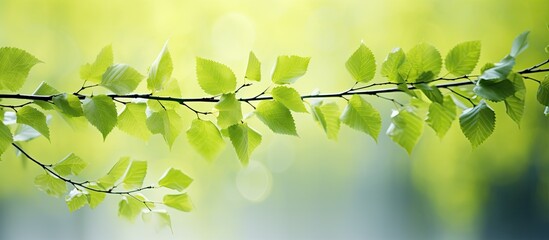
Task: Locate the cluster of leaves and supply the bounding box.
[16,144,192,231]
[0,30,548,227]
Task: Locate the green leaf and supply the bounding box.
[381,48,406,83]
[346,43,376,83]
[118,195,149,221]
[478,55,515,83]
[142,210,172,233]
[255,100,297,136]
[158,168,193,191]
[271,55,310,84]
[32,82,59,110]
[214,93,242,129]
[386,109,424,154]
[163,193,192,212]
[117,103,151,140]
[426,95,457,138]
[311,101,340,140]
[445,41,481,76]
[65,189,89,212]
[16,106,49,140]
[80,45,113,83]
[459,100,496,147]
[504,73,525,125]
[474,78,515,102]
[0,121,13,158]
[14,120,48,142]
[186,119,225,161]
[196,57,236,95]
[510,31,529,58]
[53,153,87,177]
[147,42,173,91]
[245,51,261,81]
[34,173,66,197]
[123,160,147,189]
[340,95,381,141]
[271,86,308,113]
[0,47,41,91]
[398,43,442,82]
[100,64,144,94]
[97,156,131,189]
[537,76,549,106]
[86,183,106,209]
[52,94,83,117]
[415,83,443,103]
[228,123,262,165]
[146,109,182,148]
[82,95,117,140]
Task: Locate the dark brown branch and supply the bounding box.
[0,64,547,108]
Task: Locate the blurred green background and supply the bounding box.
[1,0,549,239]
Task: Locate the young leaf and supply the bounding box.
[510,31,529,58]
[53,153,87,177]
[398,43,442,82]
[97,156,131,189]
[0,121,13,158]
[381,48,406,83]
[245,51,261,81]
[311,101,340,140]
[117,103,151,141]
[101,64,144,94]
[163,193,192,212]
[537,77,549,106]
[196,57,236,95]
[214,93,242,129]
[255,100,298,136]
[146,109,182,148]
[65,189,89,212]
[82,95,117,140]
[86,183,106,209]
[32,82,59,110]
[16,106,49,140]
[14,119,50,142]
[504,73,525,125]
[346,43,376,83]
[118,195,149,222]
[271,86,307,113]
[415,83,444,103]
[271,55,310,84]
[0,47,41,91]
[340,95,381,141]
[34,173,66,197]
[444,41,481,76]
[52,93,84,117]
[158,168,193,191]
[186,119,225,161]
[142,209,172,233]
[459,100,496,147]
[122,160,147,189]
[474,78,515,102]
[228,123,262,165]
[426,95,457,138]
[478,55,515,82]
[80,45,113,83]
[147,42,173,91]
[386,109,424,154]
